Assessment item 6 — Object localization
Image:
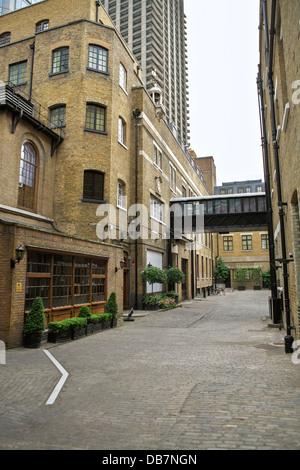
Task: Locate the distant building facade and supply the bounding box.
[214,180,269,290]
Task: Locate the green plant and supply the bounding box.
[252,267,262,285]
[141,266,167,294]
[78,305,92,319]
[214,258,229,282]
[23,297,45,335]
[235,268,249,286]
[142,294,162,306]
[105,292,118,317]
[262,270,271,288]
[90,314,105,324]
[48,317,87,333]
[165,291,179,299]
[166,267,185,284]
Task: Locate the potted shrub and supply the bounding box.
[252,267,262,290]
[235,268,248,290]
[89,314,105,333]
[166,267,185,294]
[101,313,112,330]
[214,257,229,289]
[71,317,88,339]
[105,292,118,328]
[48,318,74,343]
[140,265,167,295]
[23,297,45,348]
[165,291,180,304]
[142,293,161,310]
[78,305,93,335]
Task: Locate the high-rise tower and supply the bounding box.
[102,0,190,146]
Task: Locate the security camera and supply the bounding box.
[289,253,294,258]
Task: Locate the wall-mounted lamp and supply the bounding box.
[115,259,126,273]
[11,245,25,268]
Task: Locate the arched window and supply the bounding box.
[0,32,10,46]
[51,47,69,74]
[18,142,38,211]
[36,20,49,33]
[88,44,108,73]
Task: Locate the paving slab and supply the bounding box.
[0,290,299,451]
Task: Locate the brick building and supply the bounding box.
[258,0,300,348]
[0,0,214,347]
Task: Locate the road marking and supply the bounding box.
[43,349,69,405]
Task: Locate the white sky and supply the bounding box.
[184,0,264,187]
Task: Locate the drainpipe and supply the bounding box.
[28,42,35,101]
[95,1,100,22]
[262,0,294,353]
[256,64,278,319]
[132,109,141,309]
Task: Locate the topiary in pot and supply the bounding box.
[140,266,167,294]
[23,297,45,348]
[105,292,118,327]
[78,305,92,319]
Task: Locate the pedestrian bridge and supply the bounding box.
[170,193,268,233]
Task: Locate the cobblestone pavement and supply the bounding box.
[0,290,299,450]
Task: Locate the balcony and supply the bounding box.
[0,82,64,156]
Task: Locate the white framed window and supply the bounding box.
[150,194,164,223]
[117,180,126,209]
[169,164,176,192]
[153,143,162,169]
[118,117,126,145]
[119,63,127,91]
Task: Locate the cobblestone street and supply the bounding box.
[0,290,299,451]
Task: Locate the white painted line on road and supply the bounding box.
[43,349,69,405]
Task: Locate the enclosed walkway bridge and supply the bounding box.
[170,193,268,234]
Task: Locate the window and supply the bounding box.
[242,235,252,251]
[256,186,262,192]
[119,62,127,91]
[238,188,244,194]
[9,61,27,86]
[26,251,107,313]
[261,234,269,250]
[245,187,251,193]
[153,144,162,169]
[88,45,108,73]
[223,236,233,251]
[50,105,66,128]
[83,170,104,201]
[36,20,49,32]
[85,104,106,133]
[182,185,186,197]
[0,32,10,46]
[18,141,38,211]
[170,164,176,192]
[51,47,69,74]
[150,194,164,223]
[118,117,126,145]
[117,180,126,209]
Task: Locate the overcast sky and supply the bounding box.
[184,0,264,187]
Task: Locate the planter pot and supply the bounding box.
[86,323,94,335]
[238,286,246,291]
[92,322,103,333]
[72,327,87,340]
[143,304,159,311]
[111,317,117,328]
[102,321,111,330]
[23,332,42,348]
[48,329,72,344]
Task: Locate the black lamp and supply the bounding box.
[115,259,126,272]
[11,245,25,268]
